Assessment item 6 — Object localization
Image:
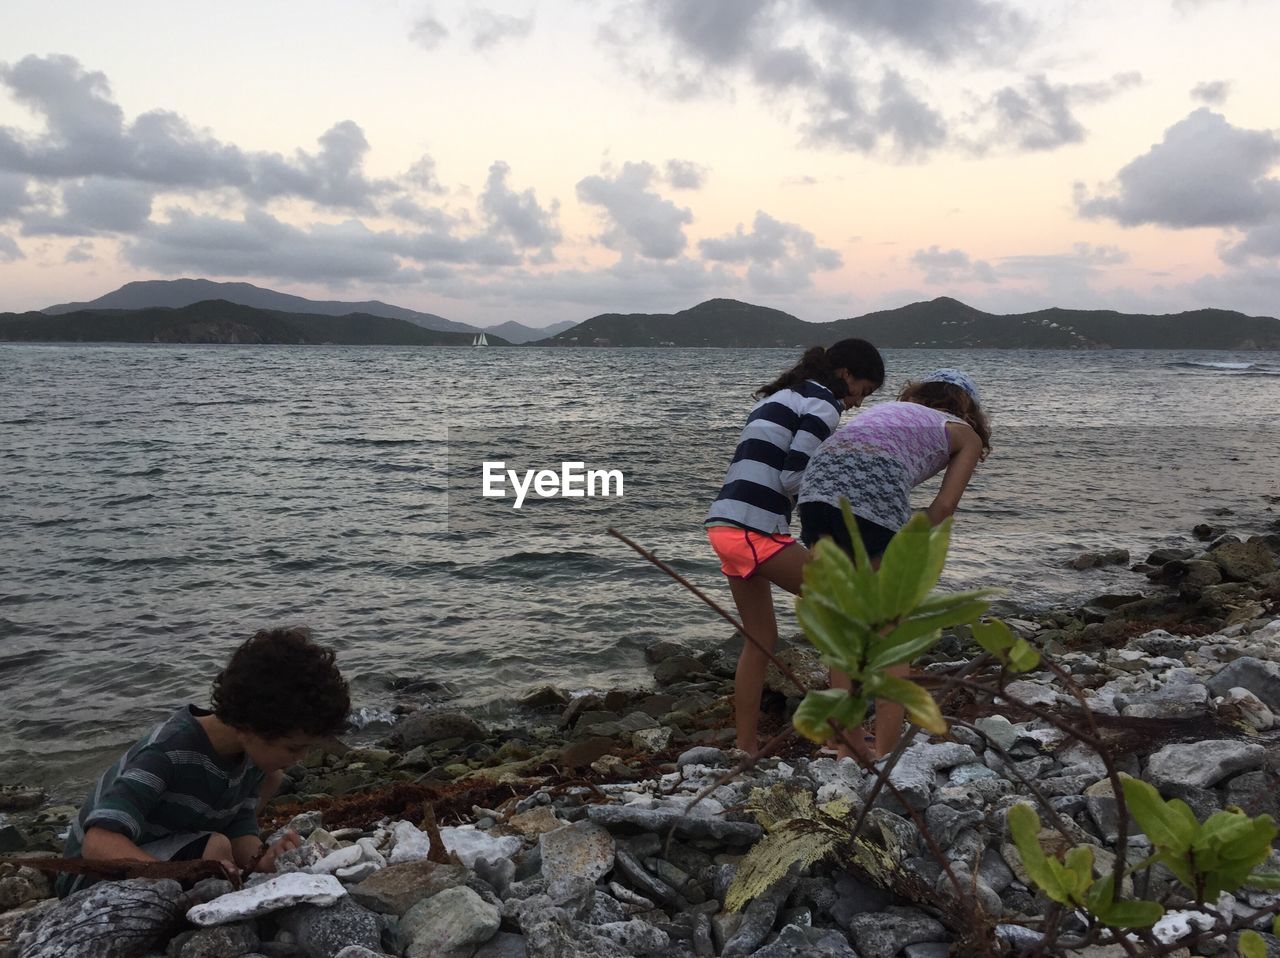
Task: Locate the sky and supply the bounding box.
[1,0,1278,329]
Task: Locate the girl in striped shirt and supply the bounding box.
[705,340,885,753]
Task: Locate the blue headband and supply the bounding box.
[922,368,980,403]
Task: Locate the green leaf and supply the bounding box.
[1123,778,1196,852]
[1008,804,1068,904]
[885,596,994,646]
[792,689,868,744]
[914,515,952,609]
[1094,898,1165,929]
[1272,913,1280,937]
[1064,844,1095,900]
[795,595,867,676]
[1084,875,1164,928]
[1239,930,1267,958]
[838,499,880,618]
[869,673,946,735]
[865,626,944,671]
[1246,872,1280,890]
[875,513,932,620]
[1007,637,1041,673]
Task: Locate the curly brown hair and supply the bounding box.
[898,380,992,454]
[211,627,350,739]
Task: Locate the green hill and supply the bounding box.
[0,300,512,346]
[541,298,816,347]
[538,296,1280,349]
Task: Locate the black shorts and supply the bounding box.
[799,502,897,561]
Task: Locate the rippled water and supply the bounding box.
[2,344,1279,791]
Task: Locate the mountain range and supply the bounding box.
[5,279,1278,349]
[545,297,1280,349]
[2,300,512,346]
[41,279,573,343]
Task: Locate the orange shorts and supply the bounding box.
[707,526,797,579]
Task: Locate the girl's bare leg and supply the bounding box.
[729,544,810,753]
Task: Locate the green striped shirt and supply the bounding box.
[58,705,265,896]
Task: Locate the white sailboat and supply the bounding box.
[472,331,489,347]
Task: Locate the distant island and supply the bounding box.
[38,278,573,344]
[0,300,512,347]
[543,297,1280,350]
[3,279,1279,349]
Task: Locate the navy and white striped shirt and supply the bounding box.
[705,380,844,534]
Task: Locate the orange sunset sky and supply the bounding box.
[1,0,1278,328]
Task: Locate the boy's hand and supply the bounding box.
[254,830,303,872]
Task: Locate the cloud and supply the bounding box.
[124,207,418,284]
[0,172,29,218]
[477,160,561,253]
[1191,79,1232,105]
[699,210,841,293]
[466,8,535,50]
[410,15,450,50]
[1076,108,1280,228]
[0,55,391,212]
[970,72,1142,153]
[21,176,153,236]
[911,246,998,284]
[576,161,693,260]
[604,0,1121,161]
[1221,222,1280,264]
[664,159,707,190]
[64,239,93,263]
[0,232,21,261]
[804,0,1030,63]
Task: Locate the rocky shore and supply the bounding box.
[2,514,1279,957]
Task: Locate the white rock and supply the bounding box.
[1223,687,1275,730]
[389,820,432,864]
[357,837,387,867]
[336,861,380,883]
[1151,908,1216,945]
[187,873,346,926]
[438,825,523,868]
[311,844,363,874]
[999,681,1058,708]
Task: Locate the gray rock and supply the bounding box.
[1149,558,1222,591]
[925,804,983,846]
[848,908,948,958]
[1160,782,1223,820]
[829,872,893,929]
[973,715,1018,751]
[1146,739,1265,789]
[880,742,978,809]
[594,919,670,954]
[1226,771,1280,819]
[473,932,529,958]
[750,925,859,957]
[676,747,728,770]
[1207,657,1280,711]
[177,923,260,958]
[613,847,684,907]
[589,891,627,924]
[540,820,615,886]
[17,878,185,958]
[904,945,951,958]
[586,804,762,844]
[1211,541,1277,581]
[721,867,799,956]
[401,886,500,958]
[333,948,389,958]
[277,897,382,958]
[393,710,486,749]
[0,824,27,853]
[348,860,469,916]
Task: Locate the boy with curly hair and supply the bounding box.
[56,627,350,897]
